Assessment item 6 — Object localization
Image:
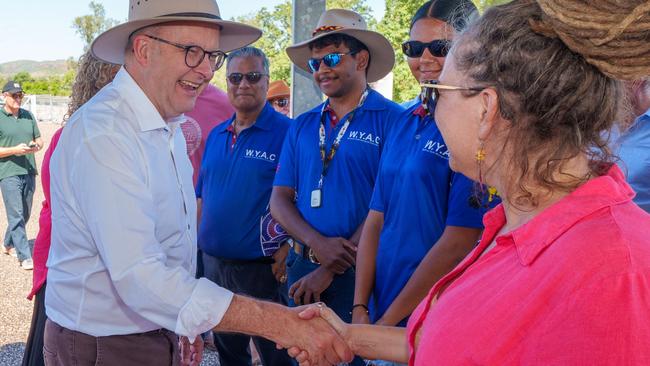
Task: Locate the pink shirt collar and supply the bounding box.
[481,164,634,266]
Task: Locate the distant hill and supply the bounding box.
[0,60,69,78]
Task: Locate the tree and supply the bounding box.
[72,1,119,51]
[216,0,375,91]
[473,0,512,12]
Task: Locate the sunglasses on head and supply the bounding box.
[307,51,357,73]
[402,40,451,58]
[272,98,289,108]
[227,72,268,85]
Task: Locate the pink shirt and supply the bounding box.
[28,127,63,300]
[181,84,234,185]
[407,165,650,365]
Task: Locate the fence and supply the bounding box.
[21,95,70,124]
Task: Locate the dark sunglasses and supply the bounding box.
[11,92,25,99]
[227,72,268,85]
[272,98,289,107]
[307,51,357,73]
[402,40,451,58]
[420,80,485,113]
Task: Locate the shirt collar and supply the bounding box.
[218,102,276,134]
[315,87,387,117]
[413,105,427,118]
[483,164,635,266]
[112,67,177,132]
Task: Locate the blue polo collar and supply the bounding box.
[217,102,275,134]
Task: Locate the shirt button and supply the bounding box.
[415,134,421,140]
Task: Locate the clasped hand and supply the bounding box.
[285,303,352,366]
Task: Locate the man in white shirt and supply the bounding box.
[44,1,351,365]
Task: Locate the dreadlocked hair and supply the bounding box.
[530,0,650,80]
[451,0,648,208]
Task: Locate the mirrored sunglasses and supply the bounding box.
[402,40,451,58]
[227,72,268,85]
[307,51,357,73]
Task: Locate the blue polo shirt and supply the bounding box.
[274,88,404,239]
[616,108,650,212]
[369,103,488,326]
[196,103,291,259]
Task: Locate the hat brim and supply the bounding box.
[2,88,23,94]
[91,17,262,64]
[267,90,290,100]
[286,29,395,83]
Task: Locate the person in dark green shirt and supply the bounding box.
[0,81,43,270]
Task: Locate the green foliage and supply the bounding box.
[9,71,73,96]
[473,0,512,12]
[376,0,422,103]
[72,1,119,51]
[219,0,374,92]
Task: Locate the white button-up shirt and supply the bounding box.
[46,67,233,339]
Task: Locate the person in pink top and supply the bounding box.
[22,51,119,366]
[181,83,234,186]
[289,1,650,365]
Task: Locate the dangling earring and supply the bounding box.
[469,141,498,208]
[475,141,486,186]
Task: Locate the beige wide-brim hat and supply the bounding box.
[91,0,262,64]
[286,9,394,83]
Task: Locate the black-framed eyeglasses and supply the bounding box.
[420,80,485,113]
[271,98,289,108]
[144,34,226,71]
[307,51,358,73]
[227,72,268,85]
[402,40,451,58]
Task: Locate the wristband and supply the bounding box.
[351,303,369,314]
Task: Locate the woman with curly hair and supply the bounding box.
[22,51,118,366]
[292,0,650,365]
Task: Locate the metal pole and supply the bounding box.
[291,0,325,117]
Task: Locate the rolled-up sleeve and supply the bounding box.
[72,130,232,340]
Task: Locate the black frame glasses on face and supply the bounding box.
[402,40,451,58]
[227,72,268,85]
[271,98,289,108]
[420,80,485,113]
[307,51,357,73]
[144,34,226,71]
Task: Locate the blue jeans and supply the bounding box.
[0,174,35,262]
[366,360,407,366]
[287,251,364,366]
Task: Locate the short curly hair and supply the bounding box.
[64,51,119,122]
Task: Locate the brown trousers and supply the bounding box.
[43,319,180,366]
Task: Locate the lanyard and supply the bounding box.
[317,88,369,187]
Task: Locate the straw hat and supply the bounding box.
[286,9,394,83]
[91,0,262,64]
[267,80,290,100]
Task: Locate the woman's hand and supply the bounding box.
[286,303,351,365]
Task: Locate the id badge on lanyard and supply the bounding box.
[311,88,369,208]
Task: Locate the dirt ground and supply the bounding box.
[0,122,226,365]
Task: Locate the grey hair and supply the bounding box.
[226,46,270,74]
